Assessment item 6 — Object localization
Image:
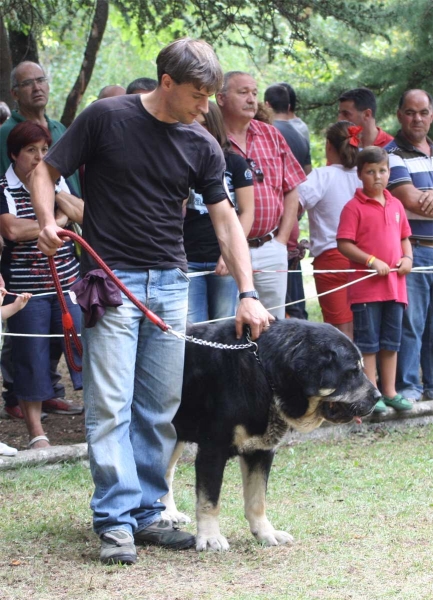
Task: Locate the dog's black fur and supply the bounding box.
[162,319,378,551]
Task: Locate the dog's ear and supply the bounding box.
[291,348,340,397]
[316,349,340,394]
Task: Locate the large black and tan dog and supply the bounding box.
[161,319,378,551]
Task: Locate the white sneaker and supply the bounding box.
[0,441,18,456]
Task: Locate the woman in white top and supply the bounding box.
[298,121,361,339]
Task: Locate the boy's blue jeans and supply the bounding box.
[82,268,189,536]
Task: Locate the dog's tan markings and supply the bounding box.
[160,441,191,524]
[196,492,229,551]
[318,388,336,397]
[240,456,294,546]
[284,396,325,433]
[233,401,290,453]
[234,397,326,452]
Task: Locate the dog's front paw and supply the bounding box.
[196,534,230,552]
[161,508,191,524]
[254,528,294,546]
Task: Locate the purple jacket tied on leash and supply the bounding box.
[71,269,123,327]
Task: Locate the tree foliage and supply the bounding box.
[109,0,392,62]
[297,0,433,134]
[1,0,431,135]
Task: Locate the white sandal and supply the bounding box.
[28,435,50,449]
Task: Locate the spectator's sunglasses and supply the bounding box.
[246,158,264,183]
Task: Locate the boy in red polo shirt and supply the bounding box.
[337,146,413,413]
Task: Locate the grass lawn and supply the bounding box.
[1,426,433,600]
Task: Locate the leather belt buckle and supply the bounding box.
[248,227,279,249]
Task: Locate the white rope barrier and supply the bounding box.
[1,265,432,337]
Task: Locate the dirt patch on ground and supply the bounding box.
[0,355,85,451]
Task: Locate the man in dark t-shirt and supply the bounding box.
[30,38,271,565]
[264,84,312,174]
[264,84,311,319]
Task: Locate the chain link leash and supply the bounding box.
[170,327,276,393]
[169,327,258,352]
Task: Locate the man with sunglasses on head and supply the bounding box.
[217,72,306,318]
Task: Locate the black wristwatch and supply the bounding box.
[239,290,260,301]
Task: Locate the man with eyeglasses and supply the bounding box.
[217,71,306,318]
[0,62,81,193]
[0,61,83,420]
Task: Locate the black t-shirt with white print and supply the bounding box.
[184,152,253,262]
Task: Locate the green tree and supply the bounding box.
[296,0,433,134]
[1,0,395,124]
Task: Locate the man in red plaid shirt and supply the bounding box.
[217,72,306,318]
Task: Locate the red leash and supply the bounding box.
[48,229,172,372]
[48,253,83,371]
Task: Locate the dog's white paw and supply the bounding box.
[254,529,294,546]
[161,509,191,524]
[196,534,230,552]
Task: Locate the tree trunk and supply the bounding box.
[0,17,12,108]
[60,0,109,127]
[8,28,39,66]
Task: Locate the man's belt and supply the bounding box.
[248,228,279,249]
[410,238,433,248]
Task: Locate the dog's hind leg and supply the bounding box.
[160,441,191,524]
[195,445,230,551]
[240,450,294,546]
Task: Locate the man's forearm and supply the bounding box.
[276,188,299,245]
[28,161,59,228]
[55,191,84,225]
[390,184,433,217]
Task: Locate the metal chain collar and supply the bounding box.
[183,333,256,351]
[168,326,257,352]
[169,326,276,392]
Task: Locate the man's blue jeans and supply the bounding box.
[187,261,237,323]
[396,245,433,400]
[82,269,189,536]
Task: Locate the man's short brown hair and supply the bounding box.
[156,38,223,93]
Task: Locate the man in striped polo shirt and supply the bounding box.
[385,89,433,403]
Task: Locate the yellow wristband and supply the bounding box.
[366,255,376,267]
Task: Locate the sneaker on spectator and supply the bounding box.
[100,529,137,565]
[3,405,24,420]
[42,398,83,415]
[0,441,18,456]
[2,405,48,421]
[399,389,422,403]
[382,394,413,411]
[423,390,433,401]
[373,399,387,413]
